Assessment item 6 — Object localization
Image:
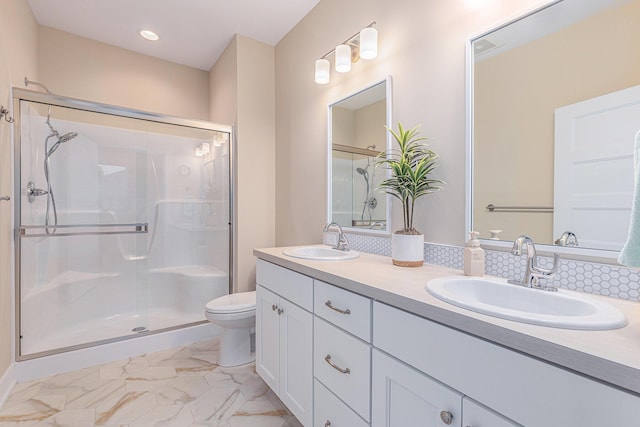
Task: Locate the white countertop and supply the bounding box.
[254,246,640,396]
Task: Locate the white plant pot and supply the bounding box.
[392,233,424,267]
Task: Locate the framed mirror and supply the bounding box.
[467,0,640,259]
[328,77,392,234]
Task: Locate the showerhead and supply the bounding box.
[46,131,78,157]
[58,132,78,143]
[356,167,368,177]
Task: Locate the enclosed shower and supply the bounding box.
[13,88,233,359]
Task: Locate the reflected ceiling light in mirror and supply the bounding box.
[195,142,210,157]
[314,22,377,84]
[138,29,160,41]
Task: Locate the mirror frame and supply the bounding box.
[465,0,622,263]
[327,76,393,236]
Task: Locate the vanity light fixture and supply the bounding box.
[314,22,377,84]
[138,29,160,41]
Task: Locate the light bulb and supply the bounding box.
[315,58,330,84]
[360,27,378,60]
[335,44,351,73]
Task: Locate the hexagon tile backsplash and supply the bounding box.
[323,233,640,302]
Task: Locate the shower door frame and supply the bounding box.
[12,88,235,361]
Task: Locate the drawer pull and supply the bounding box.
[272,304,278,311]
[440,410,454,425]
[324,422,331,427]
[325,300,351,315]
[324,354,350,374]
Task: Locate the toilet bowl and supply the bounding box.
[205,291,256,367]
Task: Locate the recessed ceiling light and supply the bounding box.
[138,29,159,41]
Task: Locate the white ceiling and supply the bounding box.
[27,0,321,71]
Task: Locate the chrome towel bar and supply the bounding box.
[486,204,553,213]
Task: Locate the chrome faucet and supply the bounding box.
[323,222,350,251]
[509,235,560,291]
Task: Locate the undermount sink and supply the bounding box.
[283,246,359,261]
[426,276,627,330]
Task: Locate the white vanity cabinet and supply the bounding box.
[255,260,313,427]
[372,349,463,427]
[373,301,639,427]
[462,398,522,427]
[254,257,640,427]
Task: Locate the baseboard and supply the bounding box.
[15,323,220,383]
[0,363,16,409]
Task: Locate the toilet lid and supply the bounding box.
[206,291,256,314]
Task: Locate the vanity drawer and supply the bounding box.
[314,317,371,421]
[314,280,372,342]
[314,379,369,427]
[256,259,313,311]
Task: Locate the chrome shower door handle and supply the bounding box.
[0,196,9,201]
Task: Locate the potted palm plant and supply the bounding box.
[377,123,444,266]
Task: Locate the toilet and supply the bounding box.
[205,291,256,367]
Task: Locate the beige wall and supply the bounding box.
[354,100,385,149]
[38,27,210,120]
[274,0,550,247]
[474,1,640,243]
[210,36,276,292]
[0,0,38,379]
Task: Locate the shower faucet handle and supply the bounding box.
[26,181,48,203]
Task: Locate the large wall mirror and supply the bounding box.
[328,77,392,234]
[468,0,640,259]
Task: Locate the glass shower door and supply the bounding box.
[16,95,232,359]
[18,101,151,356]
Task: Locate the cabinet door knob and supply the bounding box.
[272,304,278,311]
[324,421,331,427]
[440,410,454,425]
[325,300,351,315]
[324,354,350,374]
[277,308,283,315]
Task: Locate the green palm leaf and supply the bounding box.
[376,123,445,232]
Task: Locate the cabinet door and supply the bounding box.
[256,285,280,393]
[462,397,521,427]
[372,349,462,427]
[279,297,313,427]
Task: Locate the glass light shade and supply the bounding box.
[360,27,378,60]
[315,59,330,84]
[335,44,352,73]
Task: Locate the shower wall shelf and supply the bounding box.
[19,222,148,238]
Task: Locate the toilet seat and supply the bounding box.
[206,291,256,314]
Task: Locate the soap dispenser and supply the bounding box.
[464,231,485,276]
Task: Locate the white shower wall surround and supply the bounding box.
[323,233,640,302]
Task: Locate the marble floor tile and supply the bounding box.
[0,339,300,427]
